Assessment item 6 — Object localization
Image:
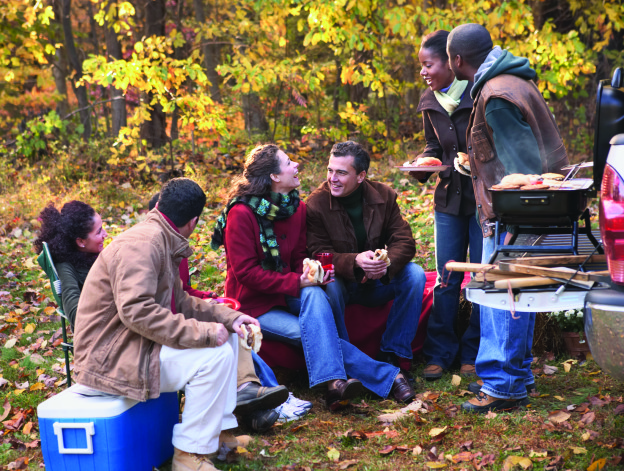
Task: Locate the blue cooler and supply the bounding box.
[37,384,178,471]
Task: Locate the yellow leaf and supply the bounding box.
[582,431,591,441]
[24,257,36,269]
[22,422,33,435]
[24,324,36,334]
[236,446,248,454]
[241,83,250,94]
[36,369,45,375]
[563,363,571,373]
[327,447,340,461]
[14,389,25,395]
[44,306,56,315]
[425,463,447,469]
[279,37,287,47]
[570,446,587,454]
[554,396,565,401]
[587,458,606,471]
[30,383,44,391]
[429,426,447,437]
[451,375,461,386]
[3,339,17,349]
[529,450,547,458]
[502,456,532,470]
[134,42,144,53]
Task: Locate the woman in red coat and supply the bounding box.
[212,144,415,410]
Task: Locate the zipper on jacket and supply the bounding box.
[144,343,154,401]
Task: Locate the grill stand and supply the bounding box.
[487,209,603,264]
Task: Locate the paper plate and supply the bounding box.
[395,165,450,172]
[214,297,241,311]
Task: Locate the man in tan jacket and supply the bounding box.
[74,178,264,471]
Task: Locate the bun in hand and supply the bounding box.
[373,249,391,267]
[240,324,263,353]
[303,258,325,283]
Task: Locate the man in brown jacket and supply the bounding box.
[74,178,272,471]
[306,141,427,377]
[447,23,569,414]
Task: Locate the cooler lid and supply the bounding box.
[37,384,139,419]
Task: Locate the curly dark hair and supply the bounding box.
[227,144,281,200]
[33,201,99,270]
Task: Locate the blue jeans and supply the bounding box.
[252,351,278,387]
[257,286,399,398]
[423,211,482,369]
[476,236,535,400]
[325,263,426,360]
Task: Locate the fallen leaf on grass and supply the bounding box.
[344,430,367,440]
[425,462,447,469]
[377,399,424,423]
[291,422,308,433]
[502,456,532,470]
[485,410,498,419]
[570,446,586,454]
[578,411,596,425]
[451,375,461,386]
[456,389,472,397]
[613,404,624,415]
[548,411,571,424]
[587,458,606,471]
[543,365,558,375]
[590,396,607,407]
[554,396,565,401]
[21,422,32,435]
[413,445,423,455]
[529,450,547,458]
[338,459,358,469]
[0,400,11,422]
[380,445,396,455]
[327,447,340,461]
[451,451,473,463]
[6,457,28,470]
[429,426,447,437]
[4,339,17,349]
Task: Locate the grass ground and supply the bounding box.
[0,154,619,470]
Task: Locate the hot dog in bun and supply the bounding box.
[374,249,391,267]
[303,258,324,283]
[240,324,262,353]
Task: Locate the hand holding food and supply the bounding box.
[239,324,262,353]
[303,258,324,283]
[403,156,443,167]
[454,152,471,176]
[373,248,391,267]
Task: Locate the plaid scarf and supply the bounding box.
[211,190,300,272]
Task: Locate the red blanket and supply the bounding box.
[259,271,471,369]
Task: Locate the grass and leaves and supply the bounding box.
[0,153,621,469]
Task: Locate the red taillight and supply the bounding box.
[600,164,624,285]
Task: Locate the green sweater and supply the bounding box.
[337,184,367,253]
[56,262,90,330]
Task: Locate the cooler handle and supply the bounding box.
[53,422,95,454]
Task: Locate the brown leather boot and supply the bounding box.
[423,364,444,380]
[459,364,476,376]
[461,391,527,414]
[172,447,218,471]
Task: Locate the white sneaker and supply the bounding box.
[275,401,310,423]
[286,392,312,410]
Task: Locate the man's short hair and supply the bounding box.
[330,141,370,174]
[158,178,206,227]
[148,192,160,211]
[447,23,493,69]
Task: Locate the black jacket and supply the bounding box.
[416,84,476,216]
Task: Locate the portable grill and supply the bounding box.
[486,68,624,264]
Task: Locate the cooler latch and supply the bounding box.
[53,422,95,454]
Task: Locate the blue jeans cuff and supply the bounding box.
[480,385,527,400]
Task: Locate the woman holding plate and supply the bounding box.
[409,30,482,380]
[211,144,415,410]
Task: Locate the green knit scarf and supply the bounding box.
[211,190,300,272]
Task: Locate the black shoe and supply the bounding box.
[325,379,364,411]
[235,383,288,415]
[462,391,527,414]
[245,409,279,433]
[468,380,537,396]
[390,374,415,404]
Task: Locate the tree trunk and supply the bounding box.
[140,0,169,149]
[61,0,91,140]
[105,0,126,136]
[193,0,221,103]
[242,93,269,135]
[51,49,69,119]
